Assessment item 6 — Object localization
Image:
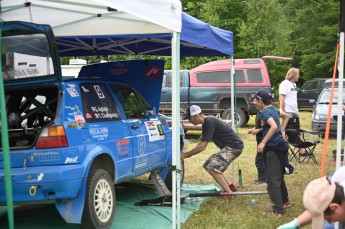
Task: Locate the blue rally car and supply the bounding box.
[0,21,185,228]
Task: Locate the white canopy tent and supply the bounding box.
[0,1,235,228]
[1,0,182,34]
[0,0,185,228]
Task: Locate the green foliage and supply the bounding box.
[60,0,341,86]
[292,0,339,80]
[237,0,293,59]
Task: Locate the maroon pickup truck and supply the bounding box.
[159,58,272,128]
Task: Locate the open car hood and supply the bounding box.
[77,60,164,110]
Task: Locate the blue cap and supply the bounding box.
[256,89,272,103]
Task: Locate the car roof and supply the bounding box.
[307,78,329,81]
[323,78,345,88]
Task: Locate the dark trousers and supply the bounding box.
[266,149,289,214]
[286,117,301,144]
[255,151,267,181]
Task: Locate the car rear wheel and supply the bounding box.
[81,169,115,229]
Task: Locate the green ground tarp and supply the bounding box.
[0,183,219,229]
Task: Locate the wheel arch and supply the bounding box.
[219,97,249,113]
[90,153,115,181]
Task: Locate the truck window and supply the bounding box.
[196,70,245,83]
[164,71,184,87]
[247,69,263,83]
[80,83,121,122]
[235,70,245,82]
[2,34,54,81]
[310,81,319,90]
[301,82,312,90]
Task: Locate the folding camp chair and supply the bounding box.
[285,128,320,163]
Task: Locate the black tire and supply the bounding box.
[164,160,185,190]
[81,169,115,229]
[221,107,247,128]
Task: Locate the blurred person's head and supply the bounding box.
[303,177,345,229]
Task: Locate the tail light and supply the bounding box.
[36,126,68,149]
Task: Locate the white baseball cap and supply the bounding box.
[303,177,336,229]
[183,105,202,119]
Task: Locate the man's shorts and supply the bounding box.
[203,146,243,174]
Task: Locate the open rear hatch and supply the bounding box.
[0,21,62,168]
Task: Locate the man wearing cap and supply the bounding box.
[181,105,244,197]
[247,94,267,185]
[254,88,291,216]
[278,166,345,229]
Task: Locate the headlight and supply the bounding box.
[314,114,327,120]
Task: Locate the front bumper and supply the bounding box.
[312,121,338,135]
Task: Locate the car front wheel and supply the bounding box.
[81,169,115,229]
[164,160,185,190]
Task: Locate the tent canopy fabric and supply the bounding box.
[0,0,233,57]
[56,12,233,57]
[1,0,182,33]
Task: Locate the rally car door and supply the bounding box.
[110,85,166,171]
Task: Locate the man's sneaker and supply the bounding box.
[229,183,237,192]
[283,202,292,209]
[254,179,267,185]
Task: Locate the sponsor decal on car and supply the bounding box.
[145,121,165,141]
[89,126,109,140]
[66,87,79,97]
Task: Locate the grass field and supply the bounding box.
[181,110,340,229]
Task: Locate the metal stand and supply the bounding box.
[149,171,171,197]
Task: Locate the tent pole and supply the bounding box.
[337,0,345,170]
[230,56,236,183]
[171,31,181,229]
[337,31,344,170]
[0,23,14,228]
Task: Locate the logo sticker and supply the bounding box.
[144,66,162,79]
[138,135,146,155]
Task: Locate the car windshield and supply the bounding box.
[319,89,345,104]
[2,33,54,81]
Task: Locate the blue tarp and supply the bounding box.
[56,12,233,57]
[0,183,219,229]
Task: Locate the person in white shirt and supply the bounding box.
[279,68,305,155]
